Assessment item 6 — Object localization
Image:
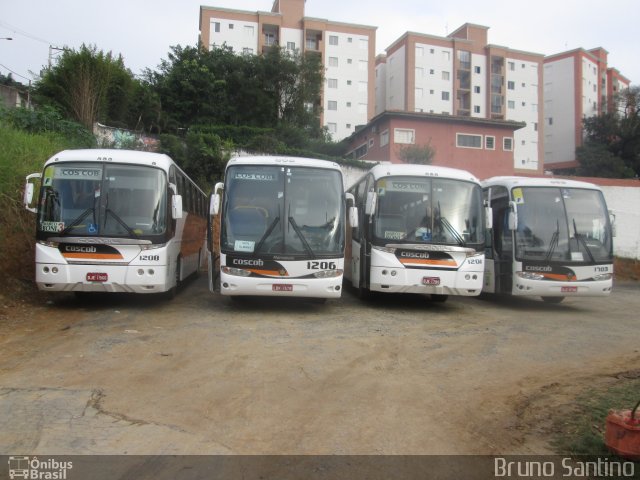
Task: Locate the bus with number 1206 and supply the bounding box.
[207,156,357,299]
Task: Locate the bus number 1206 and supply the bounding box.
[307,261,337,270]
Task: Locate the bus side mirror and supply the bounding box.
[365,190,377,216]
[172,195,183,219]
[507,201,518,231]
[210,182,224,215]
[609,211,617,237]
[345,192,358,229]
[24,172,41,213]
[485,206,493,230]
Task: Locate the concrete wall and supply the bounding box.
[601,186,640,260]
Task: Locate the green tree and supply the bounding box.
[577,86,640,178]
[33,44,154,131]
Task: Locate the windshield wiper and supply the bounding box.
[105,208,139,238]
[545,219,560,261]
[436,202,465,246]
[60,207,94,235]
[287,202,316,258]
[573,219,595,263]
[255,216,281,253]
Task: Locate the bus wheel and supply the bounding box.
[541,296,564,304]
[431,294,449,303]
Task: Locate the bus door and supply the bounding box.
[489,187,514,294]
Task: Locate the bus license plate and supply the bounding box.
[422,277,440,286]
[86,272,108,282]
[561,286,578,293]
[273,284,293,292]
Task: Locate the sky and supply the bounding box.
[0,0,638,85]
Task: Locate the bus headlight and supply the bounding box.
[222,266,251,277]
[313,269,343,279]
[516,271,545,280]
[594,273,612,281]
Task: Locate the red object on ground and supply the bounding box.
[605,408,640,460]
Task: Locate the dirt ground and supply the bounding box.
[0,274,638,456]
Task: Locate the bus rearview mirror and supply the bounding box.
[507,201,518,231]
[210,182,224,215]
[485,206,493,230]
[172,194,183,219]
[23,172,41,213]
[365,191,377,216]
[609,211,617,237]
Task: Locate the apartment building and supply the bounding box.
[374,24,544,175]
[543,48,631,170]
[199,0,376,141]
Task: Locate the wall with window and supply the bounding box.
[413,42,454,115]
[386,45,406,111]
[207,17,260,54]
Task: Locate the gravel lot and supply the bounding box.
[1,276,638,455]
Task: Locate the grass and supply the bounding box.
[0,123,82,297]
[550,375,640,459]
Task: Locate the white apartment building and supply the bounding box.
[375,24,544,174]
[199,0,376,141]
[544,48,631,170]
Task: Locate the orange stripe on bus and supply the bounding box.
[542,273,574,281]
[63,253,123,259]
[399,259,457,267]
[249,269,289,277]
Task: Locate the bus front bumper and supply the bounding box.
[369,266,483,296]
[35,262,170,294]
[512,277,613,297]
[220,272,343,298]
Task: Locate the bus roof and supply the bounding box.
[482,176,602,191]
[356,163,480,184]
[226,155,342,171]
[44,149,175,171]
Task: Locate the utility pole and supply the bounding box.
[48,45,65,68]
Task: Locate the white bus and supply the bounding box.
[208,156,356,298]
[345,164,487,302]
[482,176,614,303]
[23,149,207,296]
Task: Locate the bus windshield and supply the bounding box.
[373,176,484,247]
[513,187,612,263]
[37,163,167,238]
[221,165,344,257]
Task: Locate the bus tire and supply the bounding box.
[431,294,449,303]
[541,296,564,304]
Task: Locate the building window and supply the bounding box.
[380,129,389,147]
[443,51,451,61]
[328,101,338,111]
[429,89,434,95]
[548,117,553,125]
[229,23,234,30]
[245,26,254,37]
[442,91,450,101]
[358,60,367,71]
[416,67,424,78]
[474,86,481,94]
[394,128,415,144]
[287,41,296,51]
[508,61,515,71]
[474,66,481,74]
[354,143,368,158]
[430,48,435,54]
[213,22,221,33]
[347,58,353,64]
[503,137,513,151]
[328,123,337,133]
[347,80,352,86]
[507,81,515,90]
[329,57,338,67]
[328,78,338,88]
[429,69,435,75]
[485,136,495,150]
[474,105,481,114]
[508,100,515,109]
[264,33,275,46]
[329,35,339,46]
[242,48,254,55]
[369,139,374,148]
[348,37,353,43]
[415,88,423,99]
[359,39,368,50]
[456,133,483,149]
[346,102,351,107]
[442,71,450,81]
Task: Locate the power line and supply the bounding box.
[0,63,32,82]
[0,20,56,46]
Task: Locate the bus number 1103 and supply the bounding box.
[307,261,337,270]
